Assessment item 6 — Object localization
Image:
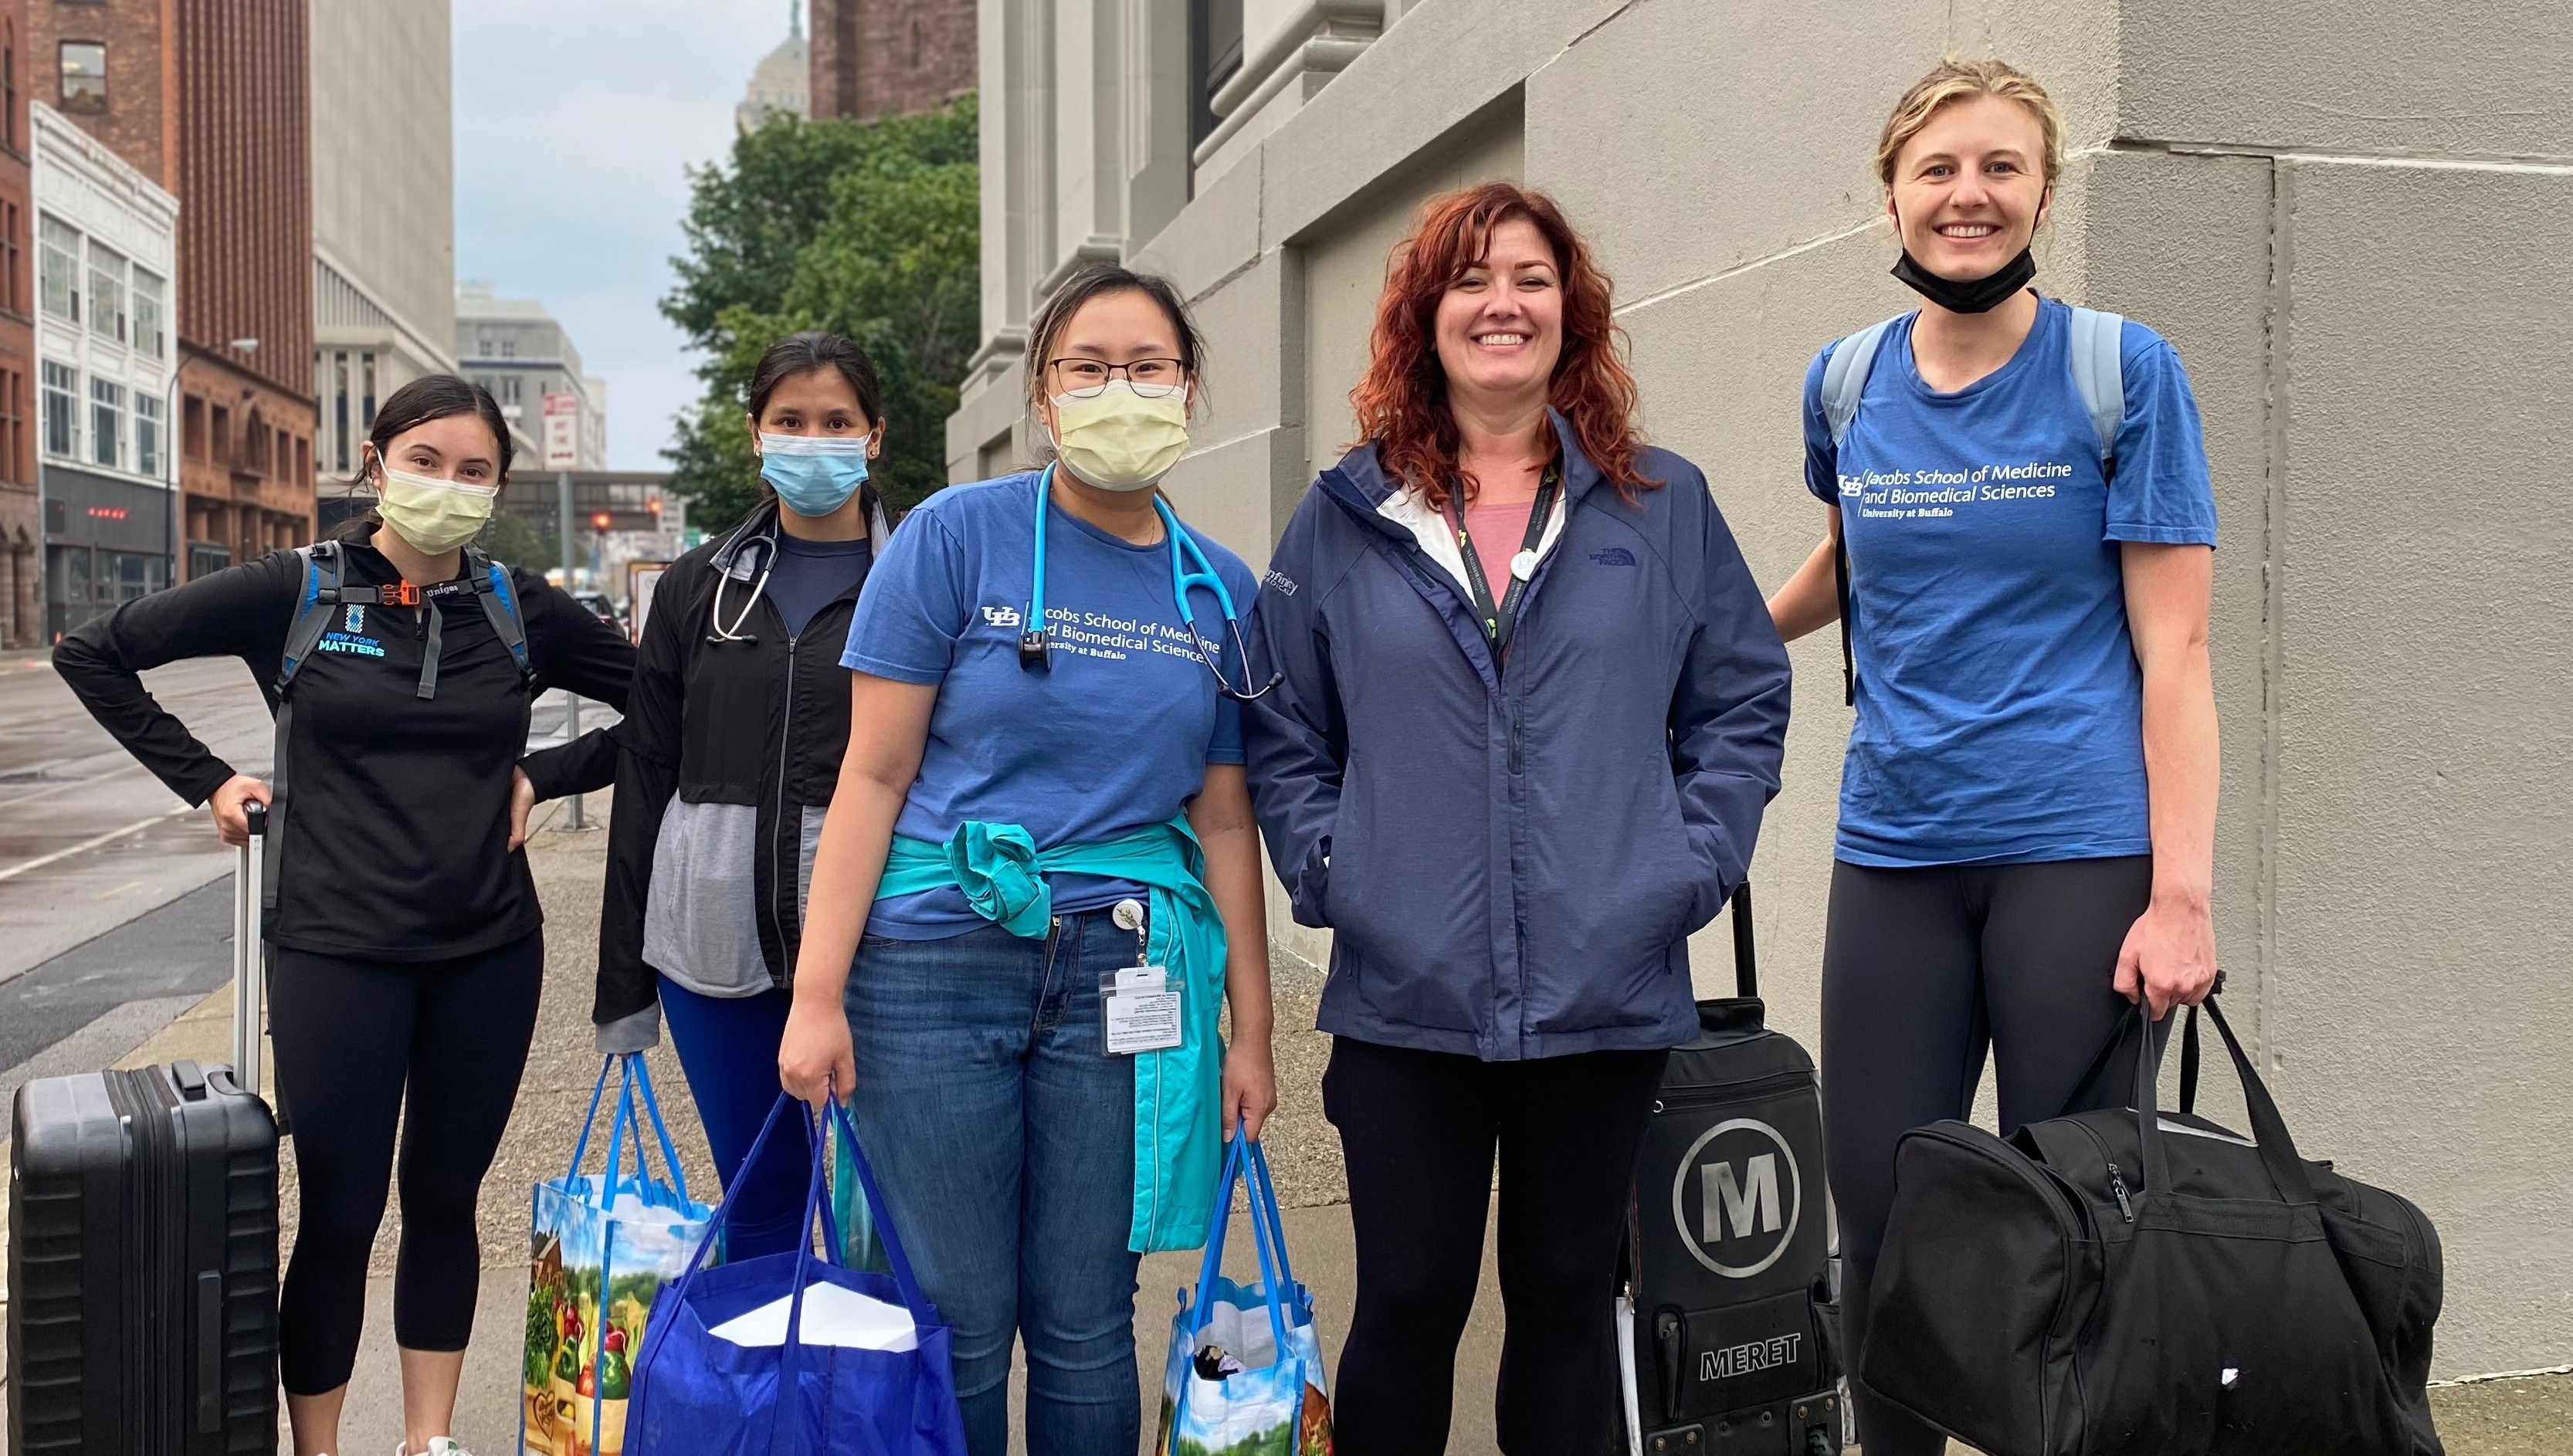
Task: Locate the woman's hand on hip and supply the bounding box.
[507,767,537,851]
[778,992,856,1112]
[2114,891,2217,1018]
[1221,1031,1278,1143]
[209,774,272,848]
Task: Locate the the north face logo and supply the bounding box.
[1591,547,1636,567]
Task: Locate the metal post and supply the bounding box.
[557,469,575,584]
[564,691,586,830]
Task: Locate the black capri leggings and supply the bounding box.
[268,930,544,1395]
[1821,856,2157,1456]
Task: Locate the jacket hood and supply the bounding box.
[1317,407,1612,531]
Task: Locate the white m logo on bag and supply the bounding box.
[1672,1118,1802,1280]
[1703,1153,1783,1242]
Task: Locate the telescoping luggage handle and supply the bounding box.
[231,801,267,1097]
[1728,880,1757,1001]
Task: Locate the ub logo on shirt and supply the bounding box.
[980,604,1023,629]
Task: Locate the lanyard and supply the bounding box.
[1445,468,1560,656]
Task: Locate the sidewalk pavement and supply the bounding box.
[2,785,2564,1453]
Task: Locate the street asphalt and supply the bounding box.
[0,649,2560,1453]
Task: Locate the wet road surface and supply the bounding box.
[0,645,615,1081]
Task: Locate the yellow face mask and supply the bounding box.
[1049,381,1189,491]
[375,464,499,556]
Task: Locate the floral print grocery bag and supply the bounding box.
[520,1054,717,1456]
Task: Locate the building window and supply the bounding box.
[1189,0,1244,159]
[331,350,349,473]
[38,215,76,322]
[2,205,22,315]
[89,378,121,468]
[58,41,105,111]
[500,339,516,358]
[361,351,377,428]
[4,33,16,151]
[134,392,162,477]
[183,394,204,460]
[86,242,126,345]
[131,268,164,357]
[39,360,73,457]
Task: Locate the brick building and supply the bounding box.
[0,0,36,645]
[33,0,314,581]
[809,0,973,121]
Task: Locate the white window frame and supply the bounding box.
[40,360,76,458]
[89,376,123,469]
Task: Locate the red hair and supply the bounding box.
[1348,182,1650,509]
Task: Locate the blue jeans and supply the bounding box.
[843,912,1142,1456]
[659,976,812,1261]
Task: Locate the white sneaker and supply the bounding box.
[394,1441,472,1456]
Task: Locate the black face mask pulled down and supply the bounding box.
[1891,247,2037,314]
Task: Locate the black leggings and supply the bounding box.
[268,930,544,1395]
[1821,856,2156,1456]
[1323,1034,1668,1456]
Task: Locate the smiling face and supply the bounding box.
[1431,216,1563,410]
[370,410,503,489]
[1887,93,2052,282]
[747,366,881,456]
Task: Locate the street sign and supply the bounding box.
[541,393,580,470]
[627,561,670,645]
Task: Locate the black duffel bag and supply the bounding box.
[1861,992,2443,1455]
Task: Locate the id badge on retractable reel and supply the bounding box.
[1100,897,1183,1056]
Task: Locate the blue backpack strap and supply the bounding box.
[1815,318,1901,709]
[1817,316,1901,448]
[466,546,534,683]
[2066,306,2127,469]
[276,542,343,693]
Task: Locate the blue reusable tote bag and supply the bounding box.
[1155,1136,1334,1454]
[627,1094,968,1456]
[520,1054,717,1456]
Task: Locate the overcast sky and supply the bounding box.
[453,0,797,470]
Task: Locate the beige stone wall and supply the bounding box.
[959,0,2573,1374]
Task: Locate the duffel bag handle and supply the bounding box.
[2131,990,2317,1207]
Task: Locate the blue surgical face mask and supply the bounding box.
[758,432,873,516]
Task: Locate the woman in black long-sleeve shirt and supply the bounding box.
[54,376,632,1456]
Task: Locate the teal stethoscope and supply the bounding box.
[1016,463,1281,702]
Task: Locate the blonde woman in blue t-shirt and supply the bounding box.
[1764,58,2220,1456]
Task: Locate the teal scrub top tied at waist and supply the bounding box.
[875,814,1229,1254]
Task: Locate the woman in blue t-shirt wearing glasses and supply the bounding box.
[778,264,1276,1456]
[1765,59,2220,1456]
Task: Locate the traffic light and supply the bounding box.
[646,498,663,516]
[592,512,612,532]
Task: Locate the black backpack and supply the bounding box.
[1614,883,1846,1455]
[1862,993,2443,1456]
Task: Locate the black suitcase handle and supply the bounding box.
[1730,880,1757,1001]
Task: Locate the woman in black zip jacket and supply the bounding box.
[53,374,632,1456]
[582,332,891,1261]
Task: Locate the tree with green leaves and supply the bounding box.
[663,96,979,532]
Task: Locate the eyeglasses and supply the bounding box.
[1046,357,1188,400]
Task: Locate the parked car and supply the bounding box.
[572,591,626,635]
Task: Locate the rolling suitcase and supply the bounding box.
[1614,883,1846,1456]
[8,803,281,1454]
